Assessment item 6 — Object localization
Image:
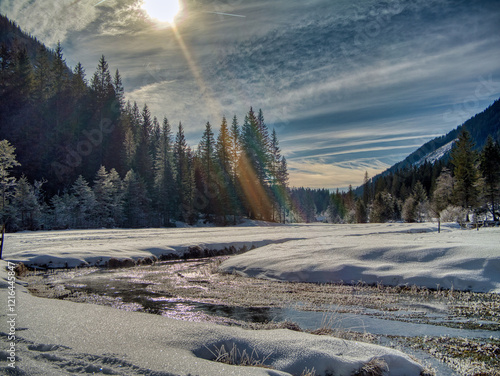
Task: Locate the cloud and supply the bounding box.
[0,0,99,47]
[288,159,389,190]
[2,0,499,189]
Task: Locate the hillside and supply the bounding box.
[380,98,500,178]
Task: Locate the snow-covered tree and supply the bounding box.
[71,175,96,228]
[0,140,20,218]
[93,166,123,227]
[11,176,44,231]
[430,168,454,232]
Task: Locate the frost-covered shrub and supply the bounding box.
[440,205,467,223]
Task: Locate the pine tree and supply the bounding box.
[113,69,125,110]
[13,47,34,103]
[51,41,68,94]
[0,140,20,248]
[227,115,242,223]
[51,192,77,229]
[370,192,396,223]
[91,55,114,104]
[450,130,479,220]
[154,117,176,226]
[123,169,150,228]
[71,62,88,97]
[33,45,52,102]
[134,104,154,187]
[276,156,289,223]
[174,122,194,223]
[268,129,284,222]
[93,166,123,227]
[240,108,271,219]
[479,136,500,221]
[362,171,371,206]
[71,175,96,228]
[12,176,42,231]
[198,121,216,217]
[215,116,233,223]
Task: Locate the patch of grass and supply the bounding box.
[352,357,388,376]
[300,367,316,376]
[405,336,500,376]
[308,305,378,343]
[205,342,273,369]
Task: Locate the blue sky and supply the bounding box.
[1,0,499,189]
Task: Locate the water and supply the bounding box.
[43,262,499,376]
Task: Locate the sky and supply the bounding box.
[1,0,499,189]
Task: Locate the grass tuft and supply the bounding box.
[353,357,388,376]
[205,343,273,369]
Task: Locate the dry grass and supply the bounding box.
[353,357,389,376]
[300,367,316,376]
[205,342,273,369]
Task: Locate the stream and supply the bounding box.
[26,258,500,375]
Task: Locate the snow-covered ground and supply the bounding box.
[1,260,425,376]
[220,223,500,293]
[4,222,499,293]
[1,223,499,375]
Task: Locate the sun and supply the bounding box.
[142,0,181,24]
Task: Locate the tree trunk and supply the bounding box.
[0,223,5,259]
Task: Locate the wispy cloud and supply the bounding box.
[0,0,99,47]
[2,0,499,188]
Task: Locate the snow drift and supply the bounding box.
[220,223,500,293]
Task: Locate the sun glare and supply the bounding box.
[142,0,181,24]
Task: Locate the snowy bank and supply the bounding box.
[3,226,309,268]
[220,223,500,293]
[0,260,425,375]
[3,223,499,293]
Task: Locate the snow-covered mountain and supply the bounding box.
[375,97,500,178]
[414,139,457,167]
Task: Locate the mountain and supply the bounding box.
[374,97,500,180]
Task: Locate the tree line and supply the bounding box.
[0,16,293,230]
[327,130,500,227]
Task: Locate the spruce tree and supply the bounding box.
[479,136,500,221]
[174,122,194,222]
[113,69,125,110]
[134,104,154,187]
[215,116,232,222]
[123,170,150,228]
[450,130,479,220]
[154,117,176,226]
[72,62,88,98]
[33,45,52,102]
[71,175,95,228]
[229,115,241,223]
[12,176,42,231]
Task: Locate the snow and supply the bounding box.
[2,222,499,374]
[221,223,500,293]
[415,139,456,167]
[3,225,308,268]
[4,222,499,293]
[1,259,424,375]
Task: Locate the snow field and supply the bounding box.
[2,222,499,375]
[219,223,500,293]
